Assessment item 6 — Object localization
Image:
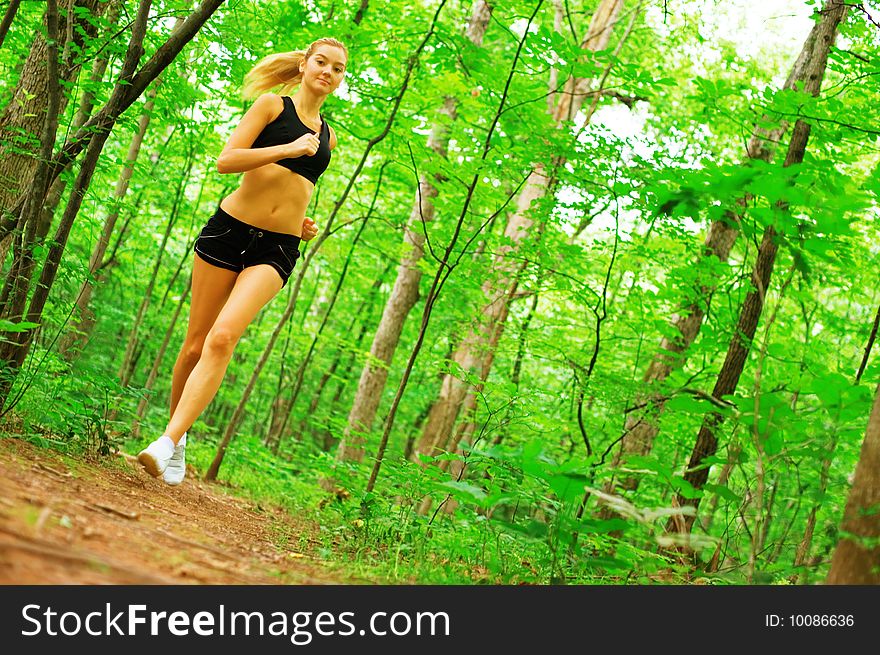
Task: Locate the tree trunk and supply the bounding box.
[353,0,370,25]
[267,264,391,452]
[411,0,626,464]
[442,293,510,462]
[490,288,539,452]
[417,308,508,516]
[0,0,63,383]
[0,0,101,217]
[118,136,197,387]
[263,273,325,452]
[363,0,575,494]
[826,381,880,584]
[667,1,846,539]
[266,189,383,453]
[606,14,824,499]
[0,0,150,409]
[748,474,778,582]
[0,0,225,241]
[132,274,192,438]
[337,0,493,463]
[36,0,121,257]
[0,0,223,410]
[856,303,880,383]
[0,0,96,328]
[315,317,374,450]
[59,70,165,359]
[794,438,835,582]
[0,0,22,50]
[61,124,180,359]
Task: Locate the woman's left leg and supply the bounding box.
[138,263,283,478]
[170,254,239,421]
[161,263,283,442]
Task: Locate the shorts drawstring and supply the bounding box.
[241,227,263,255]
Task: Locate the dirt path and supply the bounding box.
[0,438,372,584]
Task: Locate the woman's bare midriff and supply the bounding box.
[219,163,314,236]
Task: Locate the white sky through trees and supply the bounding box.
[567,0,868,239]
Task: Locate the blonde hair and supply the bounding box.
[242,38,348,99]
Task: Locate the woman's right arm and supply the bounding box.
[216,94,313,174]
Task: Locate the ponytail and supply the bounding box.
[241,51,306,99]
[241,38,349,100]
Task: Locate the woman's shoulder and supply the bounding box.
[252,92,286,109]
[247,93,287,124]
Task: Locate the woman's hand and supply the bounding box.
[301,217,319,241]
[287,132,320,158]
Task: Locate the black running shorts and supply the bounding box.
[193,205,302,286]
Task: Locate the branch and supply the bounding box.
[622,386,740,416]
[838,2,880,30]
[601,89,648,108]
[856,302,880,383]
[772,111,880,136]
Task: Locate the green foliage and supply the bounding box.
[0,0,877,585]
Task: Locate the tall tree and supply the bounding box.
[363,0,553,494]
[605,16,823,500]
[0,0,226,409]
[0,0,102,218]
[336,0,494,463]
[0,0,103,328]
[826,381,880,584]
[0,0,226,242]
[411,0,628,463]
[60,14,182,360]
[0,0,67,383]
[666,1,848,539]
[117,128,199,387]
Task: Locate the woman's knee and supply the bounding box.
[178,336,206,363]
[203,325,240,357]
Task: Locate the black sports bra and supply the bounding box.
[250,95,331,184]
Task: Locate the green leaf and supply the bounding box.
[438,480,488,504]
[578,517,630,534]
[809,372,850,409]
[548,472,588,502]
[762,430,784,456]
[704,483,739,503]
[0,319,40,332]
[666,393,711,414]
[670,476,703,500]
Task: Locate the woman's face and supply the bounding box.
[302,45,347,95]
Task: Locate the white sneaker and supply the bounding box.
[162,432,187,486]
[137,435,175,477]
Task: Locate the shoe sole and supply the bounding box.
[162,470,184,486]
[137,451,164,477]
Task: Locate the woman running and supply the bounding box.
[137,37,347,484]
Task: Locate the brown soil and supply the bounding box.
[0,437,374,584]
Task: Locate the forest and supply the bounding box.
[0,0,878,585]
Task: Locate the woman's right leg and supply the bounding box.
[169,254,239,422]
